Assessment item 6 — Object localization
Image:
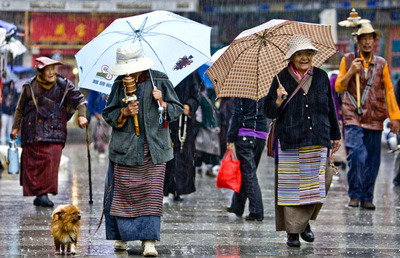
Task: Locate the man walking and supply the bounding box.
[335,22,400,210]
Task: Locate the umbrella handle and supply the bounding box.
[355,73,363,115]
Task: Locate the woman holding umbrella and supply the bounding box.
[263,35,341,247]
[102,42,183,256]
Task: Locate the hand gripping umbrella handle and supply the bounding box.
[149,69,165,124]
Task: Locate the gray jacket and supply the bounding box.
[103,70,184,166]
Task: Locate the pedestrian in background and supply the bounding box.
[393,78,400,186]
[226,97,267,221]
[218,97,233,159]
[1,80,19,145]
[164,71,200,201]
[264,35,341,247]
[335,23,400,210]
[86,90,110,157]
[194,85,220,177]
[102,43,183,256]
[10,56,88,207]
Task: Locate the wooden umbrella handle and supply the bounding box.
[134,115,140,136]
[355,73,362,115]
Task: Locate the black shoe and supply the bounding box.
[226,207,242,218]
[287,233,300,247]
[33,194,54,207]
[300,223,314,242]
[244,213,263,221]
[173,194,183,201]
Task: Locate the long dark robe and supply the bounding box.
[164,72,200,196]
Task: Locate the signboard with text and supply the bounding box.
[29,12,128,45]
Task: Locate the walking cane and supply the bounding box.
[86,125,93,204]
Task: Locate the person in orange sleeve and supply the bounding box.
[335,23,400,210]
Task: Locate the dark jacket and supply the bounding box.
[13,75,86,146]
[103,70,184,166]
[227,97,268,143]
[263,66,341,150]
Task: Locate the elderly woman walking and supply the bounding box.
[102,43,183,256]
[263,35,341,247]
[11,57,88,207]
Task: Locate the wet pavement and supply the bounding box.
[1,130,400,257]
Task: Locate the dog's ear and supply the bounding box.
[54,211,65,220]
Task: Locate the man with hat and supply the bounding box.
[335,23,400,210]
[102,42,183,256]
[10,56,88,207]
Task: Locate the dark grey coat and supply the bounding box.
[103,70,184,166]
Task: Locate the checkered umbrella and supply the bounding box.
[206,19,337,100]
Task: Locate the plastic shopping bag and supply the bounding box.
[216,149,241,193]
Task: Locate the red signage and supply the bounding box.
[29,12,125,44]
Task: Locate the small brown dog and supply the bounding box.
[51,204,81,255]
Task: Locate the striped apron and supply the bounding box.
[110,141,166,218]
[277,144,327,206]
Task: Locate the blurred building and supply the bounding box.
[0,0,400,82]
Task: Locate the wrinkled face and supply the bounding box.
[290,50,315,75]
[358,33,376,54]
[38,65,58,83]
[290,50,315,74]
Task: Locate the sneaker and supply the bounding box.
[142,240,158,257]
[114,240,127,251]
[205,169,217,177]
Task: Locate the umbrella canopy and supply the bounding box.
[0,19,19,40]
[75,10,211,94]
[206,19,337,100]
[198,46,229,89]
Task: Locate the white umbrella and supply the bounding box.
[75,10,211,94]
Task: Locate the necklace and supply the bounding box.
[178,114,187,153]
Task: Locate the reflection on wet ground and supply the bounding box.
[0,141,400,257]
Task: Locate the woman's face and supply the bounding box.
[38,65,58,83]
[290,50,315,75]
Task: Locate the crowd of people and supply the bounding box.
[4,21,400,256]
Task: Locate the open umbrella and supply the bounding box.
[75,10,211,94]
[197,46,228,89]
[206,19,337,100]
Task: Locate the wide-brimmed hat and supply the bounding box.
[109,43,155,76]
[284,35,320,61]
[356,22,382,38]
[35,56,63,69]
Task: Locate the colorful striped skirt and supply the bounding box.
[110,141,166,218]
[277,144,328,206]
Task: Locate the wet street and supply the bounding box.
[1,130,400,257]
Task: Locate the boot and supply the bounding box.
[33,194,54,207]
[286,233,300,247]
[142,240,158,257]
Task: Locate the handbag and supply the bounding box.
[195,126,221,156]
[266,67,314,158]
[195,92,221,156]
[216,149,241,193]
